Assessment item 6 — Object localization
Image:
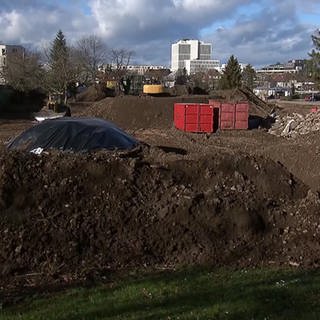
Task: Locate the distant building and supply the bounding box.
[0,44,25,83]
[185,59,220,75]
[126,64,169,75]
[171,39,220,75]
[257,60,305,74]
[219,62,248,73]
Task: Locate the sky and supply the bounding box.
[0,0,319,68]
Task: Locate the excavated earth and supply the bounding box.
[1,95,320,295]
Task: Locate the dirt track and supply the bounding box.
[1,96,320,290]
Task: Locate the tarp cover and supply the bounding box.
[7,117,139,152]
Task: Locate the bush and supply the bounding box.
[0,86,46,113]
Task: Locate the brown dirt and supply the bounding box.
[84,95,210,130]
[1,96,320,293]
[75,84,109,102]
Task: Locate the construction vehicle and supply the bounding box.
[143,84,164,95]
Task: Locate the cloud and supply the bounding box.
[0,0,318,67]
[0,1,94,47]
[206,0,316,66]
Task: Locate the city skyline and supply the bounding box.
[0,0,319,68]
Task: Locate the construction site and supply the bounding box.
[1,87,320,308]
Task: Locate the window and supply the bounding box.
[179,44,191,54]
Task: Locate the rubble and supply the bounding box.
[269,110,320,137]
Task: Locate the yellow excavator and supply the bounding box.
[143,84,164,95]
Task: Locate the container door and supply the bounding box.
[220,103,235,129]
[235,103,249,129]
[174,103,186,131]
[185,104,200,132]
[199,104,213,132]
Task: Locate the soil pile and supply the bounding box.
[85,92,274,131]
[1,147,319,287]
[84,95,209,130]
[76,84,108,102]
[212,88,275,117]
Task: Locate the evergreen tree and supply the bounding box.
[219,55,242,89]
[241,64,255,90]
[309,29,320,87]
[47,30,71,103]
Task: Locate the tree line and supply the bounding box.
[1,29,319,100]
[1,30,133,103]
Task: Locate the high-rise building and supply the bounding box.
[171,39,220,74]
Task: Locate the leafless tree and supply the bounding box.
[1,50,44,91]
[75,35,108,85]
[105,48,134,94]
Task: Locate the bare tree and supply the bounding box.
[105,48,134,94]
[1,49,44,91]
[75,35,108,85]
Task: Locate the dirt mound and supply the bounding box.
[85,90,275,131]
[76,84,108,102]
[212,88,275,117]
[84,95,209,130]
[1,146,319,287]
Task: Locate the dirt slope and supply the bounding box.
[1,146,320,288]
[1,95,320,290]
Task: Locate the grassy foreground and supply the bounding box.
[1,268,320,320]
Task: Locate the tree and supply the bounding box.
[308,29,320,87]
[241,64,255,90]
[1,49,44,91]
[75,35,108,85]
[46,30,74,103]
[104,48,134,95]
[219,55,242,90]
[175,68,188,85]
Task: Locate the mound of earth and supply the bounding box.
[85,91,274,132]
[85,95,209,130]
[212,88,275,117]
[1,147,319,288]
[76,84,108,102]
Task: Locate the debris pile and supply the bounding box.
[269,111,320,137]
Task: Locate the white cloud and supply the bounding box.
[0,0,318,67]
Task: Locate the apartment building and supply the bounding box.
[171,39,220,74]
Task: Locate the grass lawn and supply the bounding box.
[1,267,320,320]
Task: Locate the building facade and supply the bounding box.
[185,59,220,74]
[171,39,220,74]
[0,44,25,83]
[256,60,305,74]
[126,64,168,75]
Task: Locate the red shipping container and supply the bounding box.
[235,103,249,129]
[208,100,249,130]
[174,103,219,133]
[220,103,235,129]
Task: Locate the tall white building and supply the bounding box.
[171,39,220,74]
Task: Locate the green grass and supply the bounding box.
[1,268,320,320]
